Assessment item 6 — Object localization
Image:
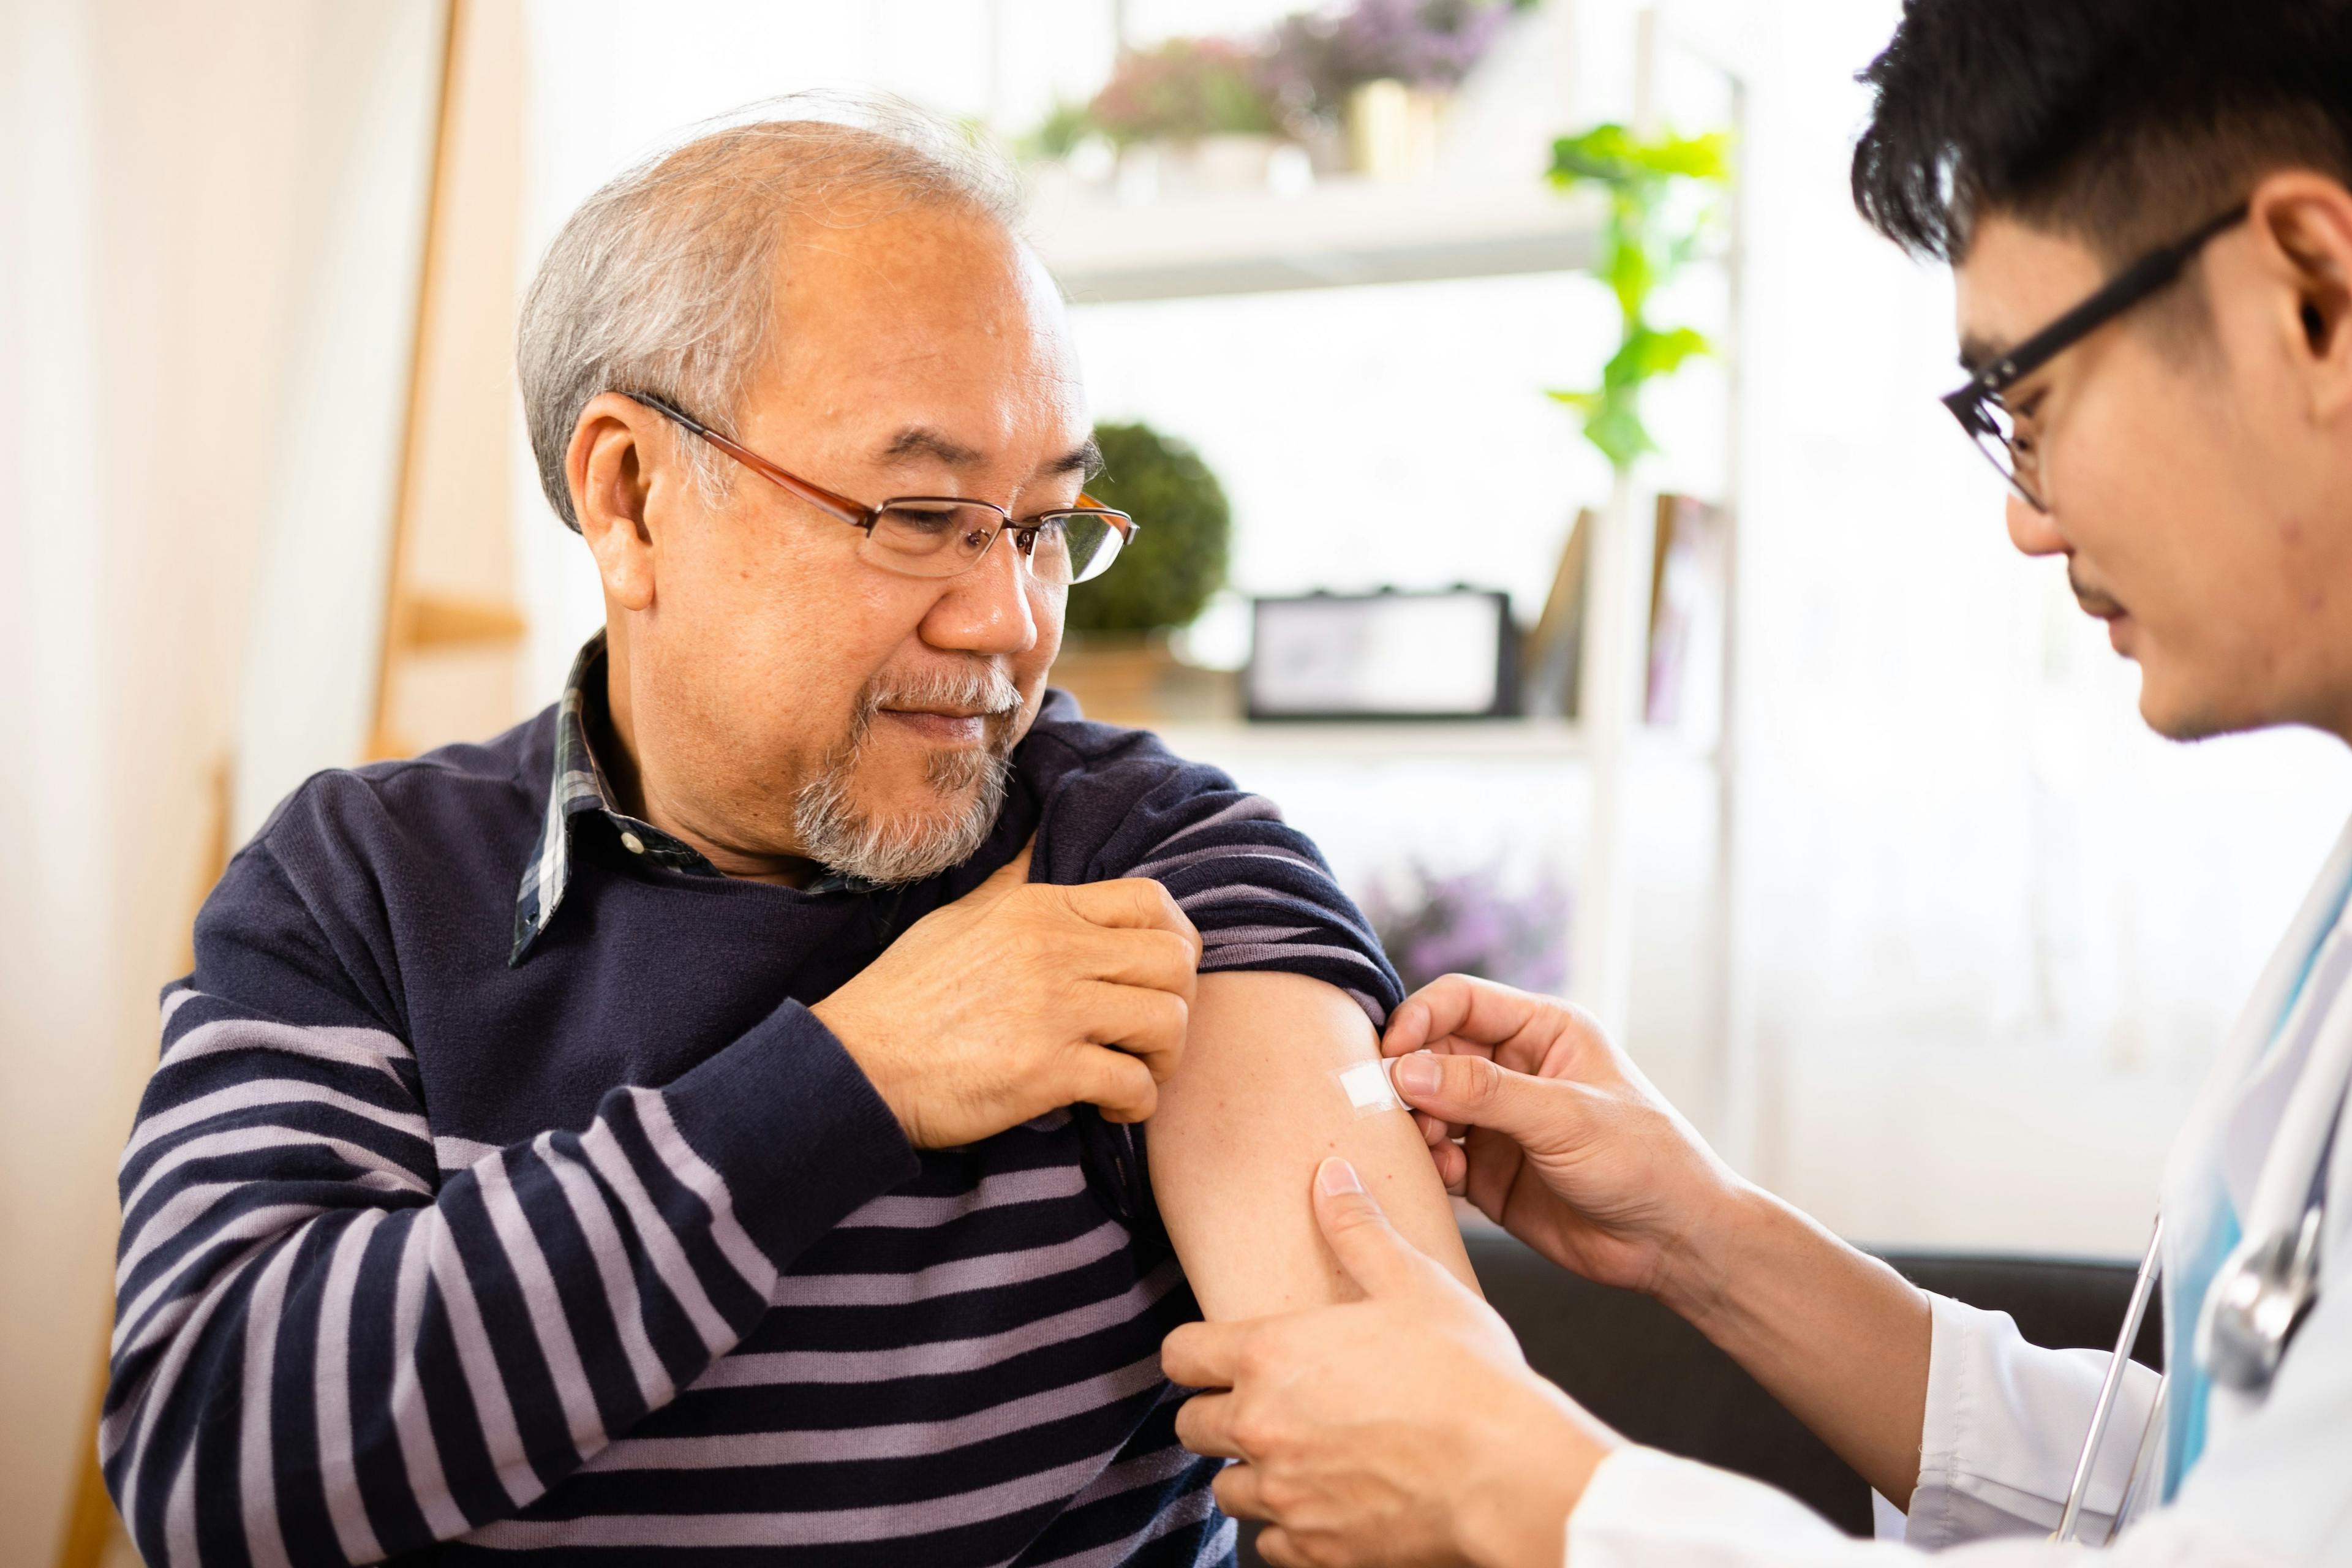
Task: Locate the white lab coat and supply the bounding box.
[1566,818,2352,1566]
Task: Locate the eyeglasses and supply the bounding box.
[1942,203,2250,512]
[627,393,1137,588]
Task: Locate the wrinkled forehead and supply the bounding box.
[763,202,1083,420]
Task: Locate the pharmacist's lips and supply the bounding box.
[2070,564,2127,621]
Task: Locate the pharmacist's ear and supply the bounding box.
[2246,172,2352,424]
[570,392,662,612]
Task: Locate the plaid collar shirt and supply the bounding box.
[509,633,869,963]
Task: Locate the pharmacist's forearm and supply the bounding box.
[1660,1185,1933,1508]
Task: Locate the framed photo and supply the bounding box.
[1246,588,1518,721]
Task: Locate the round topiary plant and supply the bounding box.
[1065,422,1232,636]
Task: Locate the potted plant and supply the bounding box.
[1088,39,1289,194]
[1266,0,1513,178]
[1054,422,1235,725]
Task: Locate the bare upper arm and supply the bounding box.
[1146,969,1477,1321]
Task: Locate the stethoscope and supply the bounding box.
[2052,1090,2342,1546]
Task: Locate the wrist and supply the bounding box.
[1649,1178,1779,1332]
[1460,1386,1616,1568]
[809,998,914,1139]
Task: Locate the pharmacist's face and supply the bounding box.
[1958,203,2352,744]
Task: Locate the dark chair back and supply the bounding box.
[1237,1231,2157,1562]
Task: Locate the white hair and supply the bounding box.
[516,92,1025,531]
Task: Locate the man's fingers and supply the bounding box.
[1254,1525,1308,1568]
[1058,877,1203,961]
[1161,1319,1248,1390]
[1077,981,1189,1077]
[1210,1460,1271,1521]
[1074,1044,1159,1123]
[1390,1050,1574,1146]
[1312,1158,1441,1298]
[1073,925,1200,997]
[1175,1391,1247,1461]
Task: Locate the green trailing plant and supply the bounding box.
[1545,123,1732,471]
[1065,423,1232,636]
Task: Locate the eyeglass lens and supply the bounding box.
[1961,396,2044,510]
[864,502,1126,587]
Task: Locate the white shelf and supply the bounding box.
[1155,718,1589,763]
[1028,176,1608,303]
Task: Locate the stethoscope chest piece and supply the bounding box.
[2198,1207,2324,1394]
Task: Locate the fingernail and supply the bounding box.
[1395,1053,1441,1097]
[1317,1156,1363,1196]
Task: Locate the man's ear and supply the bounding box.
[568,391,666,612]
[2248,172,2352,423]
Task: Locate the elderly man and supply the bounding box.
[104,108,1467,1567]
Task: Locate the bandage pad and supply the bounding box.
[1332,1058,1406,1118]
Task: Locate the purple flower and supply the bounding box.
[1267,0,1511,124]
[1365,859,1570,996]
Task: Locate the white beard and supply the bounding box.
[791,663,1020,885]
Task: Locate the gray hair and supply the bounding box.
[516,93,1025,531]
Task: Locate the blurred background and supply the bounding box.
[6,1,2351,1562]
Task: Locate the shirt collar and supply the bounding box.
[510,633,877,964]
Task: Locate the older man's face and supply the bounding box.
[625,203,1090,879]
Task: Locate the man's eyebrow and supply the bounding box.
[1047,438,1104,481]
[1958,332,2011,377]
[879,427,987,468]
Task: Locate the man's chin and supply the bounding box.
[2136,670,2266,744]
[796,756,1011,886]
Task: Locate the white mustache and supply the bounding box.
[862,665,1022,720]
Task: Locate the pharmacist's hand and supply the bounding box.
[1166,1159,1614,1568]
[1381,976,1745,1307]
[813,843,1202,1148]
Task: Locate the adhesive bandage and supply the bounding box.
[1332,1057,1406,1118]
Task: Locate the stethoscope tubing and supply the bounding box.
[2054,1215,2166,1545]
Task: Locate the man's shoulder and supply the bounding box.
[1020,689,1286,881]
[1019,687,1217,781]
[252,706,557,879]
[1020,691,1404,1023]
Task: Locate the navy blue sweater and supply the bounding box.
[106,687,1402,1567]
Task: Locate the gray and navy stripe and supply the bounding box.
[107,655,1401,1566]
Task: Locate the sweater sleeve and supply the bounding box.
[105,836,916,1567]
[1029,734,1404,1027]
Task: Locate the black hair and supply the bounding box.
[1853,0,2352,264]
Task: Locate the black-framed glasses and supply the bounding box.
[1943,203,2250,511]
[627,393,1138,588]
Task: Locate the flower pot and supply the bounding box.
[1345,79,1447,180]
[1051,631,1241,727]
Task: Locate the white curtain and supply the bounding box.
[0,3,442,1556]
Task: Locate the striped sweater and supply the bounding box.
[107,671,1404,1567]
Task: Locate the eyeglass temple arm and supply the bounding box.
[1977,203,2252,393]
[626,393,872,528]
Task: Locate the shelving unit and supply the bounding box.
[1030,176,1608,303]
[1156,718,1589,764]
[1036,7,1747,1055]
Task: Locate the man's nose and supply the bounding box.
[2005,491,2067,557]
[921,529,1040,655]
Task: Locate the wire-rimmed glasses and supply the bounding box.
[628,393,1137,588]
